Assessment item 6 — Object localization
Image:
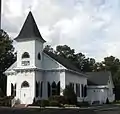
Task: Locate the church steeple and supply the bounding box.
[15,11,46,43]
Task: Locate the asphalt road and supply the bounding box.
[0,105,120,114]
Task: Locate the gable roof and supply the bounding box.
[5,61,17,73]
[43,50,82,73]
[15,11,46,43]
[86,71,110,85]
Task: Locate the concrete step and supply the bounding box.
[14,104,26,108]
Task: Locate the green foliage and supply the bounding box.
[56,45,75,60]
[0,29,15,72]
[101,56,120,85]
[49,100,61,107]
[77,101,90,107]
[44,45,96,72]
[103,56,120,75]
[32,99,50,107]
[44,45,54,53]
[63,104,76,107]
[40,100,49,107]
[49,95,66,104]
[113,69,120,85]
[63,85,77,105]
[0,96,13,107]
[0,29,16,95]
[44,44,120,86]
[0,88,4,97]
[31,99,62,107]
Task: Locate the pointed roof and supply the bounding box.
[15,11,46,43]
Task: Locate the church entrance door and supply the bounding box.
[20,88,31,104]
[20,81,31,104]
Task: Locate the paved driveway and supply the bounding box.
[0,108,95,114]
[0,105,120,114]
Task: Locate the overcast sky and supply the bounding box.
[1,0,120,61]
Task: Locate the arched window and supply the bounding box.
[52,82,57,96]
[22,52,30,59]
[14,84,16,96]
[48,82,51,97]
[11,83,14,96]
[84,85,87,97]
[21,81,29,88]
[76,83,80,97]
[11,83,16,96]
[36,81,39,97]
[57,81,60,95]
[40,82,43,97]
[38,53,41,60]
[81,84,84,97]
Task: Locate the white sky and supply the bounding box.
[2,0,120,61]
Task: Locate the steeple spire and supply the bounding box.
[15,11,46,43]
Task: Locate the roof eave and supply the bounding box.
[14,36,46,43]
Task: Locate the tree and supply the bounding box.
[81,58,96,72]
[0,29,16,95]
[102,56,120,75]
[55,45,75,61]
[74,53,96,72]
[113,69,120,85]
[74,53,85,70]
[63,85,77,105]
[45,45,96,72]
[44,44,120,85]
[93,62,105,72]
[44,45,54,53]
[95,56,120,85]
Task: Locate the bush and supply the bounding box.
[77,101,89,107]
[49,100,61,107]
[92,101,100,105]
[0,89,5,97]
[64,104,76,107]
[40,100,49,107]
[30,100,49,107]
[63,85,77,105]
[49,95,66,104]
[32,100,41,106]
[0,96,13,107]
[15,99,20,105]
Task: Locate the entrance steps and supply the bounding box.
[14,104,26,108]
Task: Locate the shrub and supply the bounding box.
[49,95,66,104]
[64,104,76,107]
[0,96,13,107]
[32,100,41,106]
[92,101,100,105]
[40,100,49,107]
[15,99,20,105]
[77,101,89,107]
[0,89,5,97]
[49,100,61,107]
[29,100,49,107]
[63,85,77,105]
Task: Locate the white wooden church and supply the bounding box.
[5,11,115,105]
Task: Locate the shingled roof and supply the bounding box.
[15,11,46,43]
[43,50,82,73]
[86,71,111,85]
